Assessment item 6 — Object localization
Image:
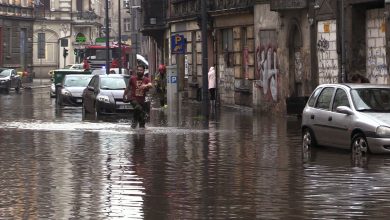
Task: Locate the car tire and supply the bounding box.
[302,128,316,162]
[351,133,369,167]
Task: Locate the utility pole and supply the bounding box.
[105,0,110,75]
[201,0,209,118]
[118,0,122,75]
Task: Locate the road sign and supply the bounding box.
[171,34,186,54]
[171,76,177,83]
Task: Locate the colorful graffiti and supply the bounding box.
[255,43,279,102]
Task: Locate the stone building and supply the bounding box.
[0,0,34,75]
[140,0,390,114]
[32,0,104,77]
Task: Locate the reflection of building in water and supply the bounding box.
[99,134,145,218]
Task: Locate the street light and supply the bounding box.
[105,0,110,75]
[118,0,122,75]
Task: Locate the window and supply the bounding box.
[221,28,233,67]
[315,87,334,110]
[241,27,248,79]
[6,27,11,57]
[332,89,350,111]
[307,88,322,107]
[37,33,45,59]
[124,18,131,32]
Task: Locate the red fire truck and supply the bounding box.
[84,42,132,70]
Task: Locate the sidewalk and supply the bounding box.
[23,78,51,89]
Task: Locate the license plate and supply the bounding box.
[76,99,82,103]
[118,104,132,109]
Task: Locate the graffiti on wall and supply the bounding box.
[367,47,388,83]
[317,34,338,84]
[366,8,388,84]
[294,51,303,82]
[255,30,279,102]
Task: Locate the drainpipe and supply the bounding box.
[118,0,122,75]
[105,0,110,75]
[341,0,346,83]
[201,0,209,118]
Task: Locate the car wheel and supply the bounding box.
[302,128,316,162]
[351,133,369,167]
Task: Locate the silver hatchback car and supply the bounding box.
[302,83,390,155]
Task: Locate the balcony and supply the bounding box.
[140,0,167,40]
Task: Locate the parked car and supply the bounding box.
[64,63,84,70]
[82,74,133,116]
[56,74,93,106]
[91,68,107,75]
[302,83,390,157]
[50,69,92,98]
[109,68,130,75]
[0,68,22,93]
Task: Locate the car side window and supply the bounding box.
[89,77,96,87]
[332,89,350,111]
[315,87,335,110]
[307,88,322,107]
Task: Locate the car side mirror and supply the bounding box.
[336,106,354,115]
[87,86,95,91]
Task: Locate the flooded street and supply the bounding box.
[2,88,390,219]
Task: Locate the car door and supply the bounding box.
[327,88,352,149]
[311,87,335,146]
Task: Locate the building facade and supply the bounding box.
[0,0,34,75]
[32,0,103,78]
[142,0,390,114]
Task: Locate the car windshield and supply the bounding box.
[100,77,127,90]
[0,69,11,77]
[351,88,390,112]
[64,76,92,87]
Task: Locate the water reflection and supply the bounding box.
[4,89,390,218]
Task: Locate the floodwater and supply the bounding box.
[1,88,390,219]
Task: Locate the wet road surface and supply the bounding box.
[1,88,390,219]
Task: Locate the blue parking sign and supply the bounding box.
[171,34,186,54]
[171,76,177,83]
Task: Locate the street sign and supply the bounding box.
[171,34,186,54]
[76,33,86,43]
[171,76,177,83]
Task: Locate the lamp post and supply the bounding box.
[105,0,110,75]
[118,0,122,75]
[201,0,209,118]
